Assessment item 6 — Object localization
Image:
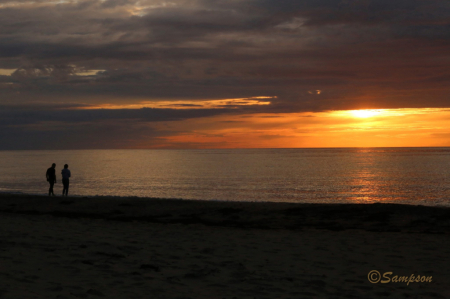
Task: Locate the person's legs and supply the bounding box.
[63,179,69,196]
[49,181,54,196]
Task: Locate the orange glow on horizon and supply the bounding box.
[135,107,450,149]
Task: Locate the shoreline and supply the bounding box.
[1,193,449,233]
[2,190,449,208]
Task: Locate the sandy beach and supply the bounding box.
[0,194,449,299]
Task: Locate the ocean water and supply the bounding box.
[0,148,450,206]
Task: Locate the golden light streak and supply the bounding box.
[0,0,73,9]
[77,96,275,110]
[0,69,16,76]
[75,69,103,76]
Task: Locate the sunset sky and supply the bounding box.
[1,0,450,149]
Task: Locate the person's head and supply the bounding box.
[64,164,68,169]
[52,163,56,168]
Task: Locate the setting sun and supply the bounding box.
[350,109,384,118]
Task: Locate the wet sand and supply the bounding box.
[0,194,449,298]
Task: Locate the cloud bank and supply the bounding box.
[1,0,450,148]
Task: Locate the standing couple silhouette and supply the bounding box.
[46,163,71,196]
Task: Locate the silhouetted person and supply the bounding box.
[61,164,71,196]
[46,163,57,196]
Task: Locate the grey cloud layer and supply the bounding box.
[1,0,450,148]
[1,0,449,104]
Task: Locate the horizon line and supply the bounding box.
[2,146,450,151]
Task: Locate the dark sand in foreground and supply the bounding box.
[0,194,449,298]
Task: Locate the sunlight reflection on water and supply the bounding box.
[0,148,449,206]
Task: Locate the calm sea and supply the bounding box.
[0,148,450,206]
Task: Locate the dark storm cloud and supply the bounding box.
[0,119,171,150]
[0,105,241,149]
[1,0,450,148]
[0,105,234,126]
